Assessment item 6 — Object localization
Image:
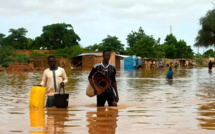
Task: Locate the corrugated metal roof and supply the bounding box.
[115,54,130,58]
[76,53,103,57]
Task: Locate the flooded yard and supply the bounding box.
[1,68,215,134]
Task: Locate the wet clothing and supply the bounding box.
[167,69,173,79]
[88,62,117,106]
[46,96,55,107]
[40,67,68,96]
[209,62,213,70]
[97,88,116,107]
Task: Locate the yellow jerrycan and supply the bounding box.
[29,86,46,108]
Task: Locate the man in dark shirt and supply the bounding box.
[208,61,213,73]
[88,50,119,107]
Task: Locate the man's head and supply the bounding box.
[103,50,111,62]
[48,56,56,68]
[169,67,172,70]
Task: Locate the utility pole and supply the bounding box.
[170,25,172,34]
[198,47,199,54]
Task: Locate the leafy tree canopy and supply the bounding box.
[195,8,215,47]
[126,27,146,48]
[101,35,124,53]
[3,28,30,49]
[164,33,177,45]
[203,49,215,57]
[131,35,165,58]
[32,23,80,50]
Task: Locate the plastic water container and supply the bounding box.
[29,86,46,108]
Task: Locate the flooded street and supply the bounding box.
[1,68,215,134]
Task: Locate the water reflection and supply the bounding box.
[45,108,69,134]
[197,101,215,130]
[197,86,215,130]
[167,80,173,85]
[29,108,45,133]
[87,107,118,134]
[1,68,215,133]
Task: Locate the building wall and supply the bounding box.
[115,56,123,69]
[82,56,103,71]
[33,57,71,70]
[81,52,116,71]
[7,62,34,72]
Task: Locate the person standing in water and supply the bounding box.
[208,61,213,73]
[166,67,173,80]
[174,62,178,70]
[39,56,68,107]
[88,50,119,107]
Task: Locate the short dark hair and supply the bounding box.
[103,50,111,55]
[48,56,55,60]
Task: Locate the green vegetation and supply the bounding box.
[31,50,46,56]
[0,28,32,49]
[203,49,215,57]
[0,46,32,67]
[32,23,81,50]
[195,8,215,47]
[195,54,204,65]
[54,45,85,58]
[0,23,195,61]
[84,35,124,53]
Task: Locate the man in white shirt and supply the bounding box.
[39,56,68,107]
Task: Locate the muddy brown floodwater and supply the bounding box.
[1,68,215,134]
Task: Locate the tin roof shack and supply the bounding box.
[73,52,128,71]
[142,58,163,68]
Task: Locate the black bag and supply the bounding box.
[54,87,69,108]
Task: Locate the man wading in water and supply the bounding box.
[88,50,119,107]
[39,56,68,107]
[208,61,213,73]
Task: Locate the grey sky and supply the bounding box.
[0,0,214,53]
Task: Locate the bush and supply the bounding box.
[195,54,203,65]
[1,57,14,67]
[13,54,33,63]
[31,50,45,56]
[54,46,85,58]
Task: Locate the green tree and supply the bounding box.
[195,8,215,47]
[131,35,165,58]
[4,28,29,49]
[195,54,204,65]
[0,33,5,46]
[162,34,194,59]
[163,44,176,59]
[203,49,215,57]
[33,23,80,49]
[175,40,194,58]
[84,43,105,52]
[164,33,177,45]
[54,45,85,58]
[101,35,124,53]
[126,27,146,48]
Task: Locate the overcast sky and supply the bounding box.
[0,0,214,53]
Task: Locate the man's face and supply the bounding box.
[48,58,56,68]
[103,52,111,61]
